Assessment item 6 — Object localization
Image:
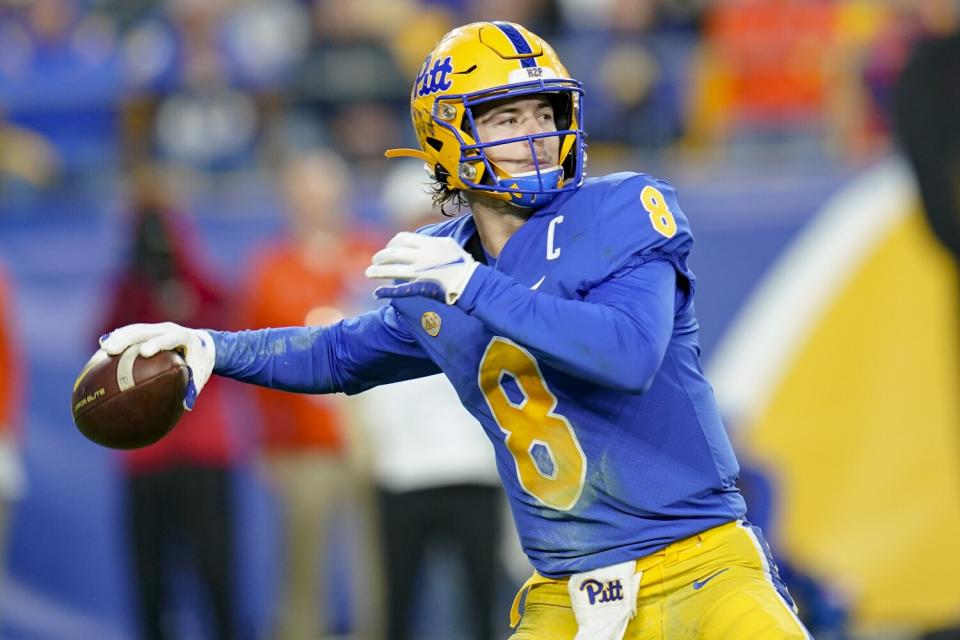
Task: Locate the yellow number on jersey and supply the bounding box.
[478,337,586,511]
[641,185,677,238]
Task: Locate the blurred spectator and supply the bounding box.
[223,0,310,90]
[464,0,562,39]
[683,0,909,163]
[556,0,617,31]
[657,0,709,33]
[0,116,60,189]
[383,1,455,79]
[701,0,834,131]
[101,169,240,640]
[121,0,307,172]
[282,0,409,171]
[856,2,920,148]
[89,0,157,32]
[0,0,123,177]
[0,259,26,622]
[240,149,382,639]
[686,0,832,158]
[558,0,702,35]
[598,0,686,150]
[347,160,505,640]
[556,0,687,158]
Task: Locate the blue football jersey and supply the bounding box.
[214,171,747,577]
[383,172,745,576]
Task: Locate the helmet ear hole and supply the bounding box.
[562,152,575,182]
[548,94,573,131]
[425,137,443,152]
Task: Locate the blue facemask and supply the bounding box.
[493,166,564,208]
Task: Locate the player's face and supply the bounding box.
[472,96,561,174]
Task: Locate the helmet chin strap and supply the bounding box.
[385,147,567,209]
[494,165,564,208]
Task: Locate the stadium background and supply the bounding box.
[1,0,959,638]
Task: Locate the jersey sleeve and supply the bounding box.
[211,304,441,395]
[590,173,695,293]
[454,174,698,392]
[458,258,677,393]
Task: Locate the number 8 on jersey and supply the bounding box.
[479,337,587,511]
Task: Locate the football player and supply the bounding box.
[101,21,812,640]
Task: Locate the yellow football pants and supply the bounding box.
[509,521,811,639]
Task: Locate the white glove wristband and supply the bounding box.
[365,232,479,305]
[100,322,216,410]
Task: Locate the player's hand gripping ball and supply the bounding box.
[71,347,189,449]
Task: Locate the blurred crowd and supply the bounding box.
[0,0,957,212]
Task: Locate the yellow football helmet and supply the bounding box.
[386,21,585,209]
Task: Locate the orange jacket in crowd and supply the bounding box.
[707,0,834,123]
[0,263,21,437]
[242,231,381,453]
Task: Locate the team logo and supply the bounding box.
[415,55,454,97]
[421,311,442,337]
[692,567,729,590]
[579,578,624,605]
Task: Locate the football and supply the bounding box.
[71,346,190,449]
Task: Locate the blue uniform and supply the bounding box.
[213,172,747,578]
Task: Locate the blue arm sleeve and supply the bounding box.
[210,304,440,395]
[457,258,676,393]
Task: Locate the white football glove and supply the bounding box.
[99,322,215,411]
[364,232,479,305]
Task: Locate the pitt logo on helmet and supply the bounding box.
[385,21,587,210]
[415,55,454,97]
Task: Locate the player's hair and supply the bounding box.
[430,181,467,216]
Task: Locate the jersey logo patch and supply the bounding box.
[421,311,442,337]
[579,578,625,605]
